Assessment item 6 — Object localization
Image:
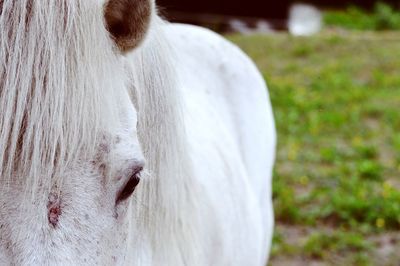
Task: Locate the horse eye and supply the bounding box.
[116,166,143,204]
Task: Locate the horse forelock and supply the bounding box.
[0,0,125,195]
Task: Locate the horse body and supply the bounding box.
[0,1,275,265]
[163,24,276,265]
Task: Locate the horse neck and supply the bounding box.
[127,20,205,265]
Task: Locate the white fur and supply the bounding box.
[0,1,276,265]
[165,24,276,265]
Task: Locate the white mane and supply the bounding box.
[0,0,124,192]
[0,1,202,264]
[127,18,203,266]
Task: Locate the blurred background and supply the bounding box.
[158,1,400,266]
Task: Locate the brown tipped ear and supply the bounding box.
[104,0,153,53]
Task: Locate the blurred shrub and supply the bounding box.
[324,2,400,30]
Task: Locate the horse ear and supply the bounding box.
[104,0,153,53]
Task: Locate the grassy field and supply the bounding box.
[229,31,400,265]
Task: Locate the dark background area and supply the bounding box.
[158,0,400,20]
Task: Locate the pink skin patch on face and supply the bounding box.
[47,193,62,228]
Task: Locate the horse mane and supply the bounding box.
[0,1,125,192]
[0,1,203,264]
[127,18,204,265]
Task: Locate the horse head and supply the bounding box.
[0,0,155,264]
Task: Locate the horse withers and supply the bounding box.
[0,0,276,265]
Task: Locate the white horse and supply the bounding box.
[0,1,276,265]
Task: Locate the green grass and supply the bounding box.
[228,31,400,264]
[324,2,400,30]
